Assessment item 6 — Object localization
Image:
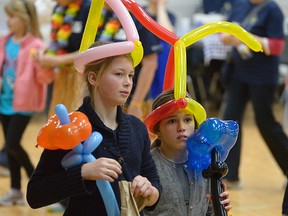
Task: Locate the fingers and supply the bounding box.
[101,158,122,181]
[81,158,122,182]
[219,185,232,212]
[131,175,152,198]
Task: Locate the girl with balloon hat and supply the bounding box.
[144,89,232,216]
[27,40,161,216]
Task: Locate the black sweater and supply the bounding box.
[27,97,161,215]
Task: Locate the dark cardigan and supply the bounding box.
[27,97,161,216]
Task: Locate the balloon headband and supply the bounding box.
[74,0,143,73]
[121,0,263,132]
[144,97,207,134]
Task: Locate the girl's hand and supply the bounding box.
[81,157,122,182]
[207,182,232,212]
[220,182,232,212]
[131,175,154,198]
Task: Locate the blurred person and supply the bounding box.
[219,0,287,188]
[32,0,91,211]
[146,0,176,99]
[0,0,47,206]
[33,0,91,117]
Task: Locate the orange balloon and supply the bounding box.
[37,112,92,150]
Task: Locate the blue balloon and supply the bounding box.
[62,131,120,216]
[55,104,70,125]
[187,118,239,171]
[55,104,120,216]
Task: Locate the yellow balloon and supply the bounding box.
[185,98,207,125]
[131,40,143,67]
[79,0,105,52]
[174,40,186,99]
[181,21,263,52]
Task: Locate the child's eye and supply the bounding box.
[184,117,193,123]
[115,73,123,77]
[168,119,176,124]
[129,74,134,79]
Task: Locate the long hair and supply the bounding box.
[5,0,42,38]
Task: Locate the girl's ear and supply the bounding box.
[87,71,97,86]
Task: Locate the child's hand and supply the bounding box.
[207,182,232,212]
[30,48,44,60]
[81,158,122,182]
[219,182,232,212]
[131,175,154,198]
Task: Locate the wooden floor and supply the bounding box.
[0,103,286,216]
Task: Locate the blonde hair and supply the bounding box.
[4,0,42,38]
[83,41,133,99]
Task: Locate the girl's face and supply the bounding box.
[157,109,196,151]
[6,14,26,36]
[95,56,134,106]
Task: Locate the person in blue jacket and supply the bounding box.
[219,0,287,188]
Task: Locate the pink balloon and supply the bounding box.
[75,41,135,73]
[106,0,139,42]
[75,0,143,73]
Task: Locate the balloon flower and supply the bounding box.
[37,104,120,216]
[62,132,120,216]
[37,105,91,150]
[187,118,238,216]
[186,118,239,171]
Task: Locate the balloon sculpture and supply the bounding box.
[37,104,120,216]
[187,118,239,216]
[36,0,263,215]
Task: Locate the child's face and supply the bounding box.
[157,109,195,151]
[6,14,26,36]
[96,56,134,106]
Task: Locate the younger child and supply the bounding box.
[27,41,161,215]
[0,0,47,206]
[144,90,232,215]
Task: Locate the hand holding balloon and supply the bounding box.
[61,129,120,216]
[187,118,239,171]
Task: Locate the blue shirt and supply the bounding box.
[0,37,31,116]
[229,0,284,85]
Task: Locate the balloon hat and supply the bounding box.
[144,96,207,134]
[121,0,263,132]
[74,0,143,73]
